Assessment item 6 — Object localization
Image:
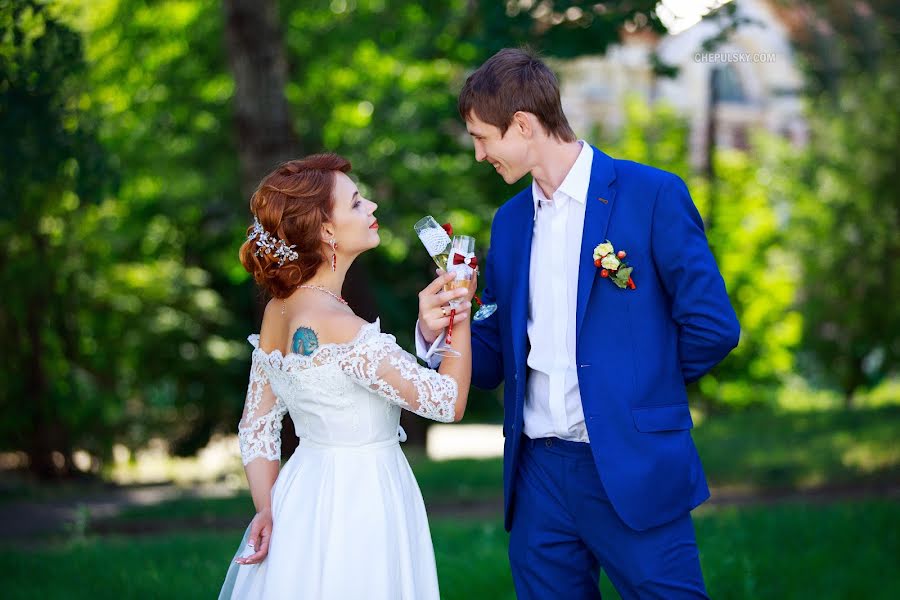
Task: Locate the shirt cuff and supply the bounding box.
[414,320,446,369]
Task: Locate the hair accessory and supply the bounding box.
[248,216,299,266]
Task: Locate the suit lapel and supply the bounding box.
[576,147,617,336]
[509,194,535,372]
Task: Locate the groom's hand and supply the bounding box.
[418,271,473,344]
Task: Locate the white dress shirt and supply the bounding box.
[416,141,593,442]
[523,141,592,441]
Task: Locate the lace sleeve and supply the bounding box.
[338,329,458,423]
[238,335,288,465]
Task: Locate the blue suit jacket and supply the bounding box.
[472,146,740,532]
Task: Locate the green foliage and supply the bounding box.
[787,60,900,403]
[0,0,241,474]
[0,0,117,471]
[4,0,668,466]
[5,0,895,466]
[465,0,663,60]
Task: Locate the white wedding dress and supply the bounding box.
[219,319,457,600]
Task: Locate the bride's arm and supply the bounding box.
[235,337,286,565]
[335,315,472,423]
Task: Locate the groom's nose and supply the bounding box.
[474,141,487,162]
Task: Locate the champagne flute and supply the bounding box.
[413,215,451,272]
[414,216,458,357]
[444,234,476,349]
[413,216,497,322]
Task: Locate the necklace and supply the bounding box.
[298,284,348,305]
[281,284,349,315]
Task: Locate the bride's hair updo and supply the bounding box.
[239,153,352,299]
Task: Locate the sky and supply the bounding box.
[657,0,735,34]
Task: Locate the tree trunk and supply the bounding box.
[24,240,64,478]
[222,0,300,201]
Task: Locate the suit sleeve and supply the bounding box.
[469,225,504,391]
[650,175,740,383]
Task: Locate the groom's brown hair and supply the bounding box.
[458,47,576,142]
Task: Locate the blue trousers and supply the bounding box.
[509,437,708,599]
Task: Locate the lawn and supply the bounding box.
[2,501,897,599]
[3,406,898,598]
[109,405,900,524]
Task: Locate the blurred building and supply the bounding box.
[558,0,807,169]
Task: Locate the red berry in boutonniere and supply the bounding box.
[592,240,636,290]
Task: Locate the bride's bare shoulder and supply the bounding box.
[256,299,289,353]
[287,307,373,355]
[257,295,375,356]
[313,311,372,345]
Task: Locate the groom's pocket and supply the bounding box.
[631,403,694,432]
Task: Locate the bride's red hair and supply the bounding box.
[239,154,351,299]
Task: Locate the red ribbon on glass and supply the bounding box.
[452,253,477,268]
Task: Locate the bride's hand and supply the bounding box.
[235,507,273,565]
[418,271,472,340]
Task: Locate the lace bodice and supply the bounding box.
[237,319,458,465]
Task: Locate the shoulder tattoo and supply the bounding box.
[292,327,319,356]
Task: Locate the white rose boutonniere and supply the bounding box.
[592,239,636,290]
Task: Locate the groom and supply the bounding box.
[417,48,739,598]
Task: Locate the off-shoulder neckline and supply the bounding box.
[247,318,381,363]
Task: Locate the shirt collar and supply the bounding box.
[531,141,593,218]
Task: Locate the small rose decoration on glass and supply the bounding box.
[593,240,636,290]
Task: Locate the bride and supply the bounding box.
[219,154,475,599]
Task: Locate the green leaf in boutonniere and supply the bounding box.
[613,266,632,288]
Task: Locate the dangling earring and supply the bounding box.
[330,238,337,272]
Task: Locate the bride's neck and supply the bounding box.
[302,259,353,295]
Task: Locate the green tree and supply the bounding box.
[1,0,113,476]
[787,62,899,405]
[1,0,239,476]
[2,0,703,470]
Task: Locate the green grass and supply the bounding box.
[112,457,506,523]
[108,405,898,524]
[693,405,900,489]
[2,501,897,599]
[114,493,254,523]
[419,405,900,494]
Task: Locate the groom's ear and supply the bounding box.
[512,111,532,138]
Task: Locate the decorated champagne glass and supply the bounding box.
[413,216,497,323]
[444,234,477,349]
[413,216,472,357]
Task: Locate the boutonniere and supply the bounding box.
[593,240,636,290]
